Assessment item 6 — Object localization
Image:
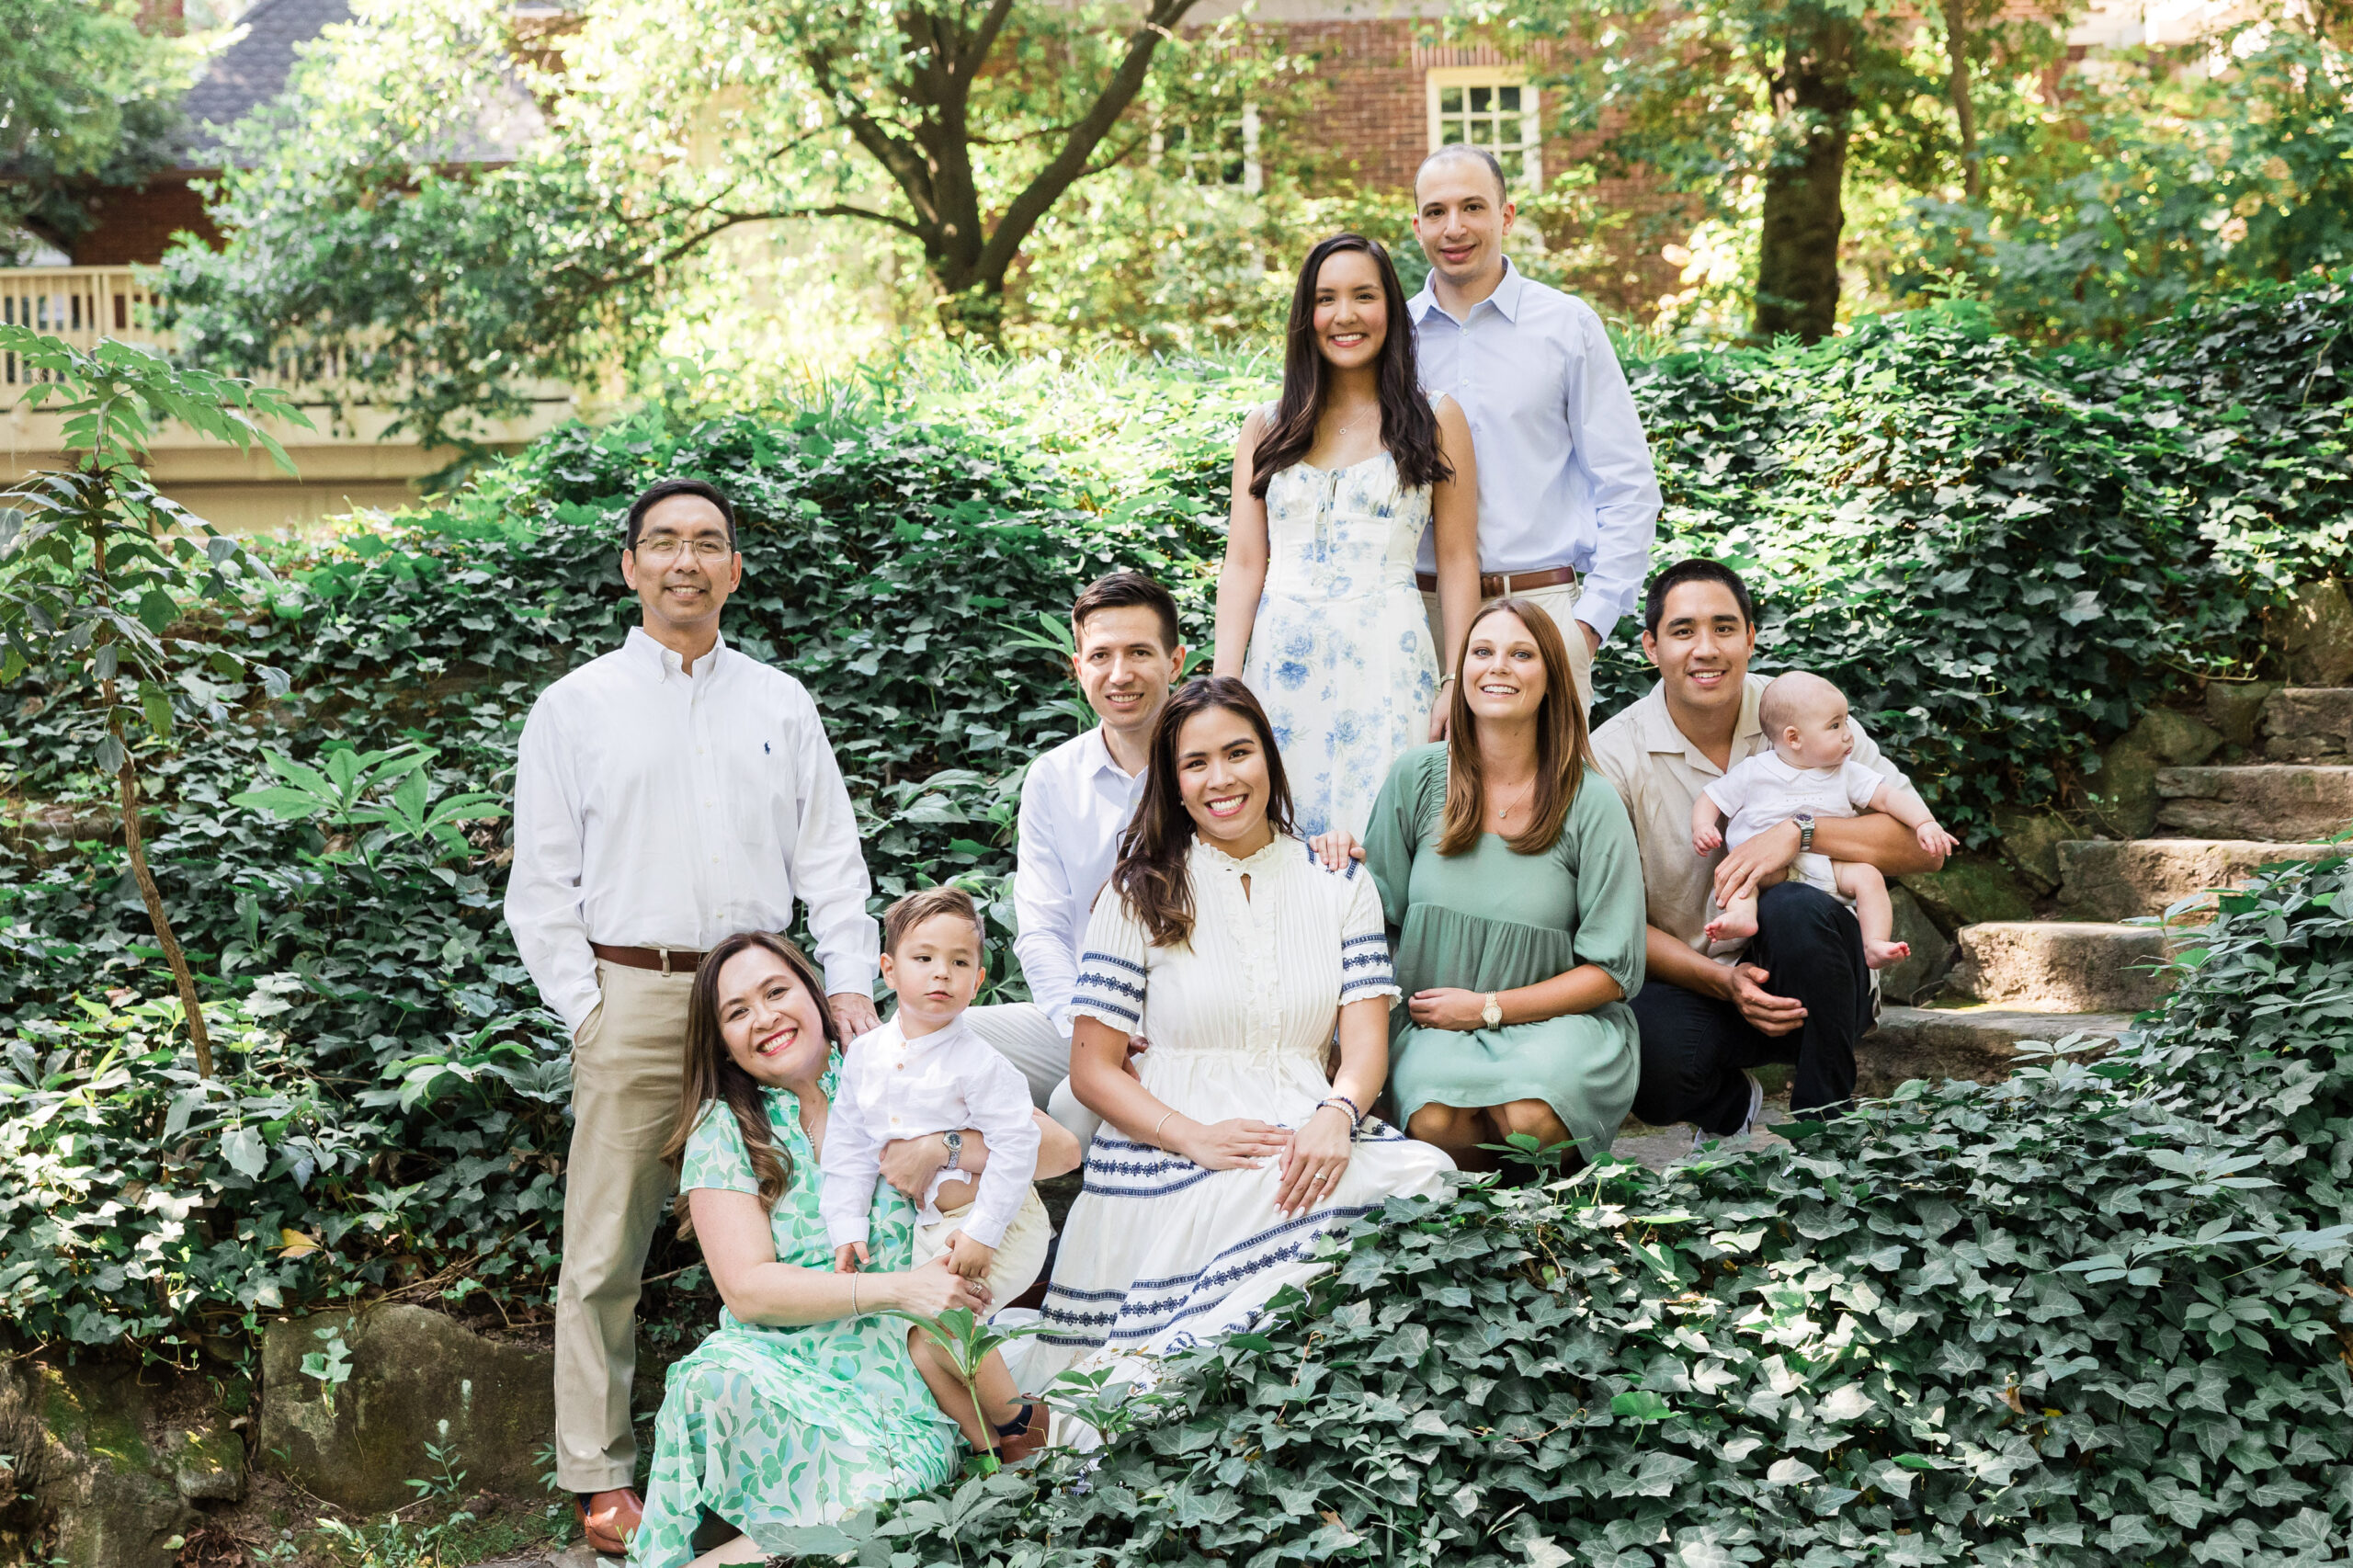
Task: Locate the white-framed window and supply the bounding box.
[1152,103,1262,195]
[1426,67,1540,188]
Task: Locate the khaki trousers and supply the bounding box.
[1423,580,1596,713]
[553,960,692,1494]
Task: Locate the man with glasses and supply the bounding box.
[506,478,881,1554]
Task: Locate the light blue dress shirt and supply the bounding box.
[1409,258,1663,643]
[1011,725,1150,1034]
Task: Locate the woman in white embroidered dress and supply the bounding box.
[1029,677,1455,1406]
[1212,233,1482,840]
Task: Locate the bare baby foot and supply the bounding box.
[1705,909,1759,946]
[1864,938,1911,970]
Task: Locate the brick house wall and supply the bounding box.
[70,177,221,267]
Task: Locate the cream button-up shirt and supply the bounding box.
[1588,675,1906,960]
[504,627,879,1035]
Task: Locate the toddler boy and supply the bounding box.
[1691,672,1958,970]
[822,884,1052,1460]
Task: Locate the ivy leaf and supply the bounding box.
[221,1126,267,1179]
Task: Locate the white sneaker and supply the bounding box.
[1689,1070,1768,1153]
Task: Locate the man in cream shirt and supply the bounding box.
[1589,560,1947,1140]
[1408,144,1659,710]
[505,479,881,1553]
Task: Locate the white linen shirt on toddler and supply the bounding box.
[819,1011,1041,1251]
[1704,753,1899,851]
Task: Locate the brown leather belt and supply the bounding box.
[1414,565,1579,597]
[591,942,709,975]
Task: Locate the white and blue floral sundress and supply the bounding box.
[1242,439,1440,839]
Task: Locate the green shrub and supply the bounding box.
[847,852,2353,1567]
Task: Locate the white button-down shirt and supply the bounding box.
[1012,726,1149,1034]
[1410,259,1663,643]
[504,627,878,1035]
[819,1013,1040,1249]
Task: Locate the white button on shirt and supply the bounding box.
[504,627,879,1036]
[1012,726,1150,1035]
[819,1013,1041,1249]
[1409,259,1663,643]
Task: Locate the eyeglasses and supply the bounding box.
[633,536,733,562]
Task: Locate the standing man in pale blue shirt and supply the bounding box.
[1407,144,1662,710]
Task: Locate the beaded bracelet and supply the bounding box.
[1316,1095,1365,1138]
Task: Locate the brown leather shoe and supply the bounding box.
[575,1487,644,1556]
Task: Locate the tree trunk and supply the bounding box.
[936,280,1006,348]
[1941,0,1983,201]
[1754,13,1858,342]
[114,737,213,1077]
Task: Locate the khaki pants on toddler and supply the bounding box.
[913,1187,1053,1307]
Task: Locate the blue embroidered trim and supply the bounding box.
[1340,951,1392,971]
[1079,950,1146,979]
[1071,995,1141,1025]
[1341,933,1389,949]
[1074,971,1145,1003]
[1039,1203,1377,1348]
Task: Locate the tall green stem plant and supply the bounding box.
[0,326,306,1076]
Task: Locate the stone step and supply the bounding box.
[2053,837,2339,920]
[2154,765,2353,843]
[2264,687,2353,762]
[1945,921,2178,1012]
[1861,1006,2134,1096]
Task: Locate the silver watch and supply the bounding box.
[1794,812,1816,856]
[942,1130,964,1172]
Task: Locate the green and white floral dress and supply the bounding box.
[630,1061,960,1568]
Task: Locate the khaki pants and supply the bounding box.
[1423,580,1595,713]
[553,960,692,1494]
[967,1000,1102,1145]
[913,1187,1053,1305]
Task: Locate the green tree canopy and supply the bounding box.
[160,0,1302,444]
[0,0,191,258]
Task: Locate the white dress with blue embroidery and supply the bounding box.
[1241,439,1441,839]
[1026,834,1454,1416]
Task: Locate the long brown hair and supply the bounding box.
[1108,676,1296,949]
[661,929,842,1237]
[1438,597,1595,857]
[1249,233,1451,498]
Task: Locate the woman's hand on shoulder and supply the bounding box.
[892,1255,993,1320]
[1408,987,1488,1031]
[1176,1117,1291,1171]
[1307,829,1365,871]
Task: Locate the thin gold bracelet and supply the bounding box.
[1153,1109,1176,1149]
[849,1276,859,1317]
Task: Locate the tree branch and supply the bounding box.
[972,0,1206,286]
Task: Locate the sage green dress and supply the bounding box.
[631,1059,960,1568]
[1362,744,1647,1163]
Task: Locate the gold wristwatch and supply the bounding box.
[1481,992,1503,1028]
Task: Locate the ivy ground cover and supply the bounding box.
[2,278,2349,1376]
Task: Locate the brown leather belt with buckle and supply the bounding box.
[1414,565,1580,597]
[591,942,709,976]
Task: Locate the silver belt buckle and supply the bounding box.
[658,946,675,976]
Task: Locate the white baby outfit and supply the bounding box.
[1703,753,1897,896]
[819,1012,1051,1303]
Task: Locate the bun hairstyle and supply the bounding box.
[1249,233,1452,499]
[1108,676,1296,949]
[1438,597,1596,857]
[661,929,840,1235]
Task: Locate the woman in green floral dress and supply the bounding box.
[631,931,1075,1568]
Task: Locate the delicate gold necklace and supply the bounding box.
[1492,776,1538,821]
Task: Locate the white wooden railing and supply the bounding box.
[0,265,377,396]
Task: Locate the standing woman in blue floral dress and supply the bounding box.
[1213,232,1483,839]
[631,931,1077,1568]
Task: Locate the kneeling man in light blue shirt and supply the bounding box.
[1408,144,1663,710]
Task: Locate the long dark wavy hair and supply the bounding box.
[661,929,843,1237]
[1438,597,1595,857]
[1108,676,1296,949]
[1248,233,1451,498]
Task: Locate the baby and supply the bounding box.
[821,884,1052,1460]
[1690,671,1959,970]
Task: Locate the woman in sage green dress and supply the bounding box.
[1363,597,1646,1170]
[631,931,1079,1568]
